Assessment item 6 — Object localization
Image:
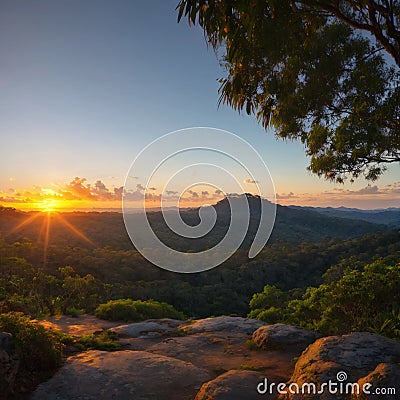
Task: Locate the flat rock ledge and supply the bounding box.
[181,316,264,335]
[110,318,184,338]
[30,350,210,400]
[252,324,321,349]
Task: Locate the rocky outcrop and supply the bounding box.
[194,369,266,400]
[35,314,121,336]
[31,316,301,399]
[355,363,400,400]
[30,350,210,400]
[181,316,264,335]
[252,324,320,349]
[280,332,400,400]
[0,347,19,398]
[110,318,184,338]
[32,316,400,400]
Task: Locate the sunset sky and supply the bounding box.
[1,0,399,211]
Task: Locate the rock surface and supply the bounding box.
[110,318,184,338]
[252,324,320,349]
[30,350,210,400]
[280,332,400,400]
[181,316,264,335]
[194,369,266,400]
[30,316,302,399]
[35,314,121,336]
[0,347,19,398]
[355,363,400,400]
[31,317,400,400]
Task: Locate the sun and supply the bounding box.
[36,188,66,212]
[37,198,60,213]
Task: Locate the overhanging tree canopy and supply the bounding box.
[178,0,400,182]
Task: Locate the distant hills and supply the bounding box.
[212,194,388,246]
[288,204,400,229]
[0,195,389,250]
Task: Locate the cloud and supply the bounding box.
[0,196,28,203]
[3,176,398,211]
[276,191,298,199]
[188,190,199,198]
[275,182,400,209]
[113,186,124,200]
[324,185,382,196]
[244,179,259,184]
[93,180,113,199]
[356,185,380,195]
[63,177,93,200]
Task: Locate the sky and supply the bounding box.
[0,0,399,211]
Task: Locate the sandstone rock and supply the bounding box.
[110,318,184,338]
[0,348,19,398]
[35,314,121,336]
[279,332,400,400]
[30,350,210,400]
[195,369,266,400]
[252,324,320,349]
[181,316,264,335]
[355,363,400,399]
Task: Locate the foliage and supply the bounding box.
[75,331,120,351]
[177,0,400,182]
[0,215,398,318]
[0,312,62,375]
[249,260,400,339]
[0,208,399,319]
[94,299,185,322]
[248,285,289,323]
[64,306,84,318]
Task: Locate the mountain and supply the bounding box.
[288,204,400,228]
[213,194,387,246]
[0,195,387,251]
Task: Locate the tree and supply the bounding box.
[286,261,400,338]
[298,1,400,66]
[177,0,400,182]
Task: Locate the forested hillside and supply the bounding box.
[0,201,397,318]
[0,195,385,251]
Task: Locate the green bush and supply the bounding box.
[248,261,400,340]
[76,331,120,351]
[0,312,62,375]
[248,306,284,323]
[94,299,185,322]
[65,306,84,318]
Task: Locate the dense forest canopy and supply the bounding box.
[0,200,397,318]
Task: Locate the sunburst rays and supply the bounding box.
[8,210,96,266]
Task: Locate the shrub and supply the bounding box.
[0,312,62,375]
[248,306,284,323]
[94,299,185,322]
[76,331,120,351]
[65,306,84,318]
